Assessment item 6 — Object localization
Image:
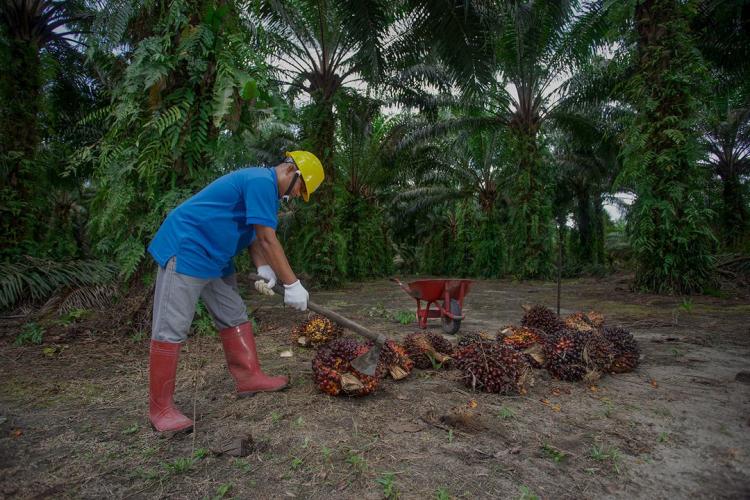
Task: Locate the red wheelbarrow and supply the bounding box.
[391,278,472,334]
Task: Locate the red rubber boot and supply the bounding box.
[148,340,193,433]
[220,322,288,397]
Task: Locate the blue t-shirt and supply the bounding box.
[148,167,279,279]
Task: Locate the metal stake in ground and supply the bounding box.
[248,274,387,376]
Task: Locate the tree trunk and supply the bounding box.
[721,173,749,248]
[0,36,41,254]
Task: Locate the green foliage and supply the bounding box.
[162,457,193,474]
[14,322,44,346]
[191,300,217,337]
[506,131,554,279]
[84,0,273,279]
[340,192,394,280]
[375,472,398,499]
[395,310,413,325]
[617,0,716,293]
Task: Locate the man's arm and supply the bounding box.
[250,225,297,285]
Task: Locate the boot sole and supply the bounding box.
[151,422,194,437]
[237,384,289,398]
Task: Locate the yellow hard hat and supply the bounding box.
[286,150,324,202]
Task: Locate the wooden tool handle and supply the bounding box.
[249,274,386,345]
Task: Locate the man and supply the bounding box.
[146,151,324,433]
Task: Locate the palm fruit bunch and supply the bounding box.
[312,339,380,396]
[453,342,532,394]
[581,332,616,376]
[367,339,414,380]
[521,304,565,334]
[497,325,547,368]
[457,331,494,349]
[601,327,640,373]
[404,332,453,369]
[291,314,343,347]
[543,329,591,381]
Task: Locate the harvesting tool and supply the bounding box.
[249,274,387,376]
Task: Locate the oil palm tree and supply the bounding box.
[401,0,607,277]
[701,85,750,248]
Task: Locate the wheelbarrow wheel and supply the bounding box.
[441,299,462,335]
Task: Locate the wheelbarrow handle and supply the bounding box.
[390,277,418,297]
[249,274,386,346]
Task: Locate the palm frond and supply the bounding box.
[0,257,119,311]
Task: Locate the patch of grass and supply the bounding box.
[346,451,367,473]
[679,298,694,313]
[497,407,515,420]
[130,330,147,343]
[376,472,398,499]
[61,308,90,324]
[590,444,622,474]
[290,457,304,470]
[14,322,44,346]
[292,416,304,428]
[658,431,669,443]
[518,485,539,500]
[212,483,232,500]
[435,487,451,500]
[270,411,282,423]
[395,310,414,325]
[232,458,251,472]
[131,467,161,482]
[669,347,685,357]
[321,446,333,461]
[193,448,209,459]
[163,457,193,474]
[122,423,139,435]
[541,443,567,463]
[600,398,614,418]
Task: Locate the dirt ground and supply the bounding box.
[1,275,749,499]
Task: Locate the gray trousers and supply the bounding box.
[151,257,249,343]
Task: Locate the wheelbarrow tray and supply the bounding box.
[404,279,472,302]
[392,278,472,334]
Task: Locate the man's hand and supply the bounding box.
[283,280,309,311]
[254,265,276,296]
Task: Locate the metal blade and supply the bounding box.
[350,343,383,376]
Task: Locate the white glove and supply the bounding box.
[254,265,276,296]
[283,280,309,311]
